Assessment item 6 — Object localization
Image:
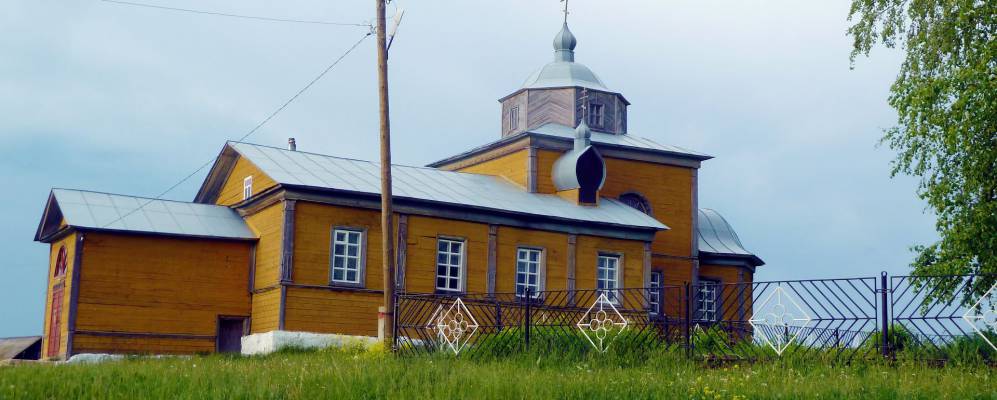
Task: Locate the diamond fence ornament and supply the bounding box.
[748,286,812,355]
[427,297,479,355]
[962,282,997,351]
[576,293,629,353]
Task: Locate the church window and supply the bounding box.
[243,176,253,200]
[696,279,720,322]
[509,106,520,132]
[436,238,465,293]
[588,103,605,127]
[53,246,67,278]
[515,247,544,298]
[619,192,653,216]
[331,228,364,285]
[597,253,621,303]
[648,271,662,316]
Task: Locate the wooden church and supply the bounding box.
[33,23,763,359]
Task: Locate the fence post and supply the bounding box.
[495,300,503,332]
[880,271,890,357]
[684,283,692,359]
[524,288,532,351]
[391,297,399,352]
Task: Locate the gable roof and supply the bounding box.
[697,208,764,266]
[427,123,711,169]
[200,142,668,233]
[35,189,256,242]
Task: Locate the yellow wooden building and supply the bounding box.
[33,23,762,359]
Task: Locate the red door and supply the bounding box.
[47,285,64,358]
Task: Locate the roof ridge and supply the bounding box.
[229,141,510,177]
[51,188,227,207]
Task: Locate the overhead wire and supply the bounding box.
[100,0,371,27]
[100,30,373,228]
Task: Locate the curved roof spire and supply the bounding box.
[553,23,577,62]
[520,23,608,91]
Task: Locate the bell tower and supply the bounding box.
[499,23,629,137]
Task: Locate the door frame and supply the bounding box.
[215,315,250,353]
[47,283,66,358]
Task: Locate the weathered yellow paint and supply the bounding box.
[699,264,744,285]
[246,202,283,290]
[494,226,568,293]
[72,232,251,355]
[292,202,391,288]
[404,215,490,294]
[251,288,280,334]
[573,235,645,290]
[283,287,380,336]
[456,149,529,189]
[535,149,560,194]
[657,256,695,286]
[72,334,214,355]
[41,233,76,360]
[601,157,693,258]
[216,156,278,206]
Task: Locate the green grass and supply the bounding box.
[1,347,994,399]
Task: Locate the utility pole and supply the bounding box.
[376,0,396,349]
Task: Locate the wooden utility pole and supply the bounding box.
[376,0,396,349]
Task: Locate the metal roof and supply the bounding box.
[0,336,40,360]
[697,208,763,265]
[521,23,609,91]
[48,188,256,240]
[529,123,711,159]
[229,142,668,231]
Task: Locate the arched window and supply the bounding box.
[54,246,68,278]
[619,192,653,216]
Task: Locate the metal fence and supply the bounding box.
[394,272,996,363]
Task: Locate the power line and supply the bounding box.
[101,31,373,228]
[100,0,371,27]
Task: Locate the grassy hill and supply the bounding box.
[1,347,994,399]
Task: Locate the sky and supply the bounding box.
[0,0,938,337]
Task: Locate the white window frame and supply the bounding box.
[330,228,365,287]
[596,253,622,303]
[242,176,253,200]
[696,279,720,322]
[649,271,662,316]
[515,247,544,298]
[435,237,465,293]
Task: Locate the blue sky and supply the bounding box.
[0,0,937,337]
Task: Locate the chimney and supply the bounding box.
[288,138,297,151]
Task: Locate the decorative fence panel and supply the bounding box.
[889,274,997,362]
[395,273,996,363]
[688,277,881,362]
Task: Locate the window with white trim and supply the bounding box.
[648,271,662,315]
[435,238,464,292]
[509,106,520,132]
[597,254,621,302]
[242,176,253,200]
[696,279,720,322]
[330,229,363,285]
[515,248,543,298]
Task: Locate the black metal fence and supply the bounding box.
[394,273,996,363]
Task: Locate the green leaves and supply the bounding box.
[848,0,997,299]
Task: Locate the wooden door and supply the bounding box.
[47,285,64,358]
[216,317,247,353]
